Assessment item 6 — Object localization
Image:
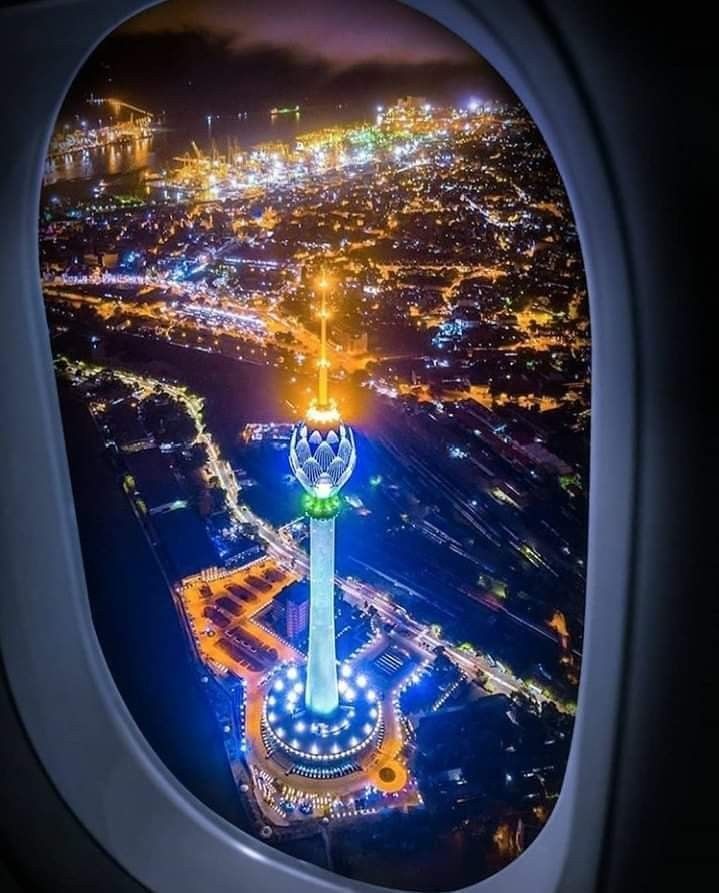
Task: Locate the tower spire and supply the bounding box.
[318,274,330,407]
[306,271,340,426]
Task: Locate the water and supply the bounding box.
[42,103,372,197]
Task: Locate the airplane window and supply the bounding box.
[38,1,590,889]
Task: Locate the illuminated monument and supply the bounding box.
[262,277,382,777]
[290,277,355,715]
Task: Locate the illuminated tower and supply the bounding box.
[262,276,381,778]
[288,276,356,716]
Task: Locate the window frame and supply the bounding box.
[0,1,636,891]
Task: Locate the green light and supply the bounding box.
[303,493,341,519]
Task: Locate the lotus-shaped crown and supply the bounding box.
[289,420,356,498]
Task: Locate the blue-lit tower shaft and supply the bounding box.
[306,517,338,714]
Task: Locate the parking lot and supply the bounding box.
[179,558,301,677]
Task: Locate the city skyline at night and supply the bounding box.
[40,2,588,889]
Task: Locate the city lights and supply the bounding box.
[45,28,586,879]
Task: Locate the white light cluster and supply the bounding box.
[262,664,383,765]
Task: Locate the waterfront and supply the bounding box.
[43,103,373,194]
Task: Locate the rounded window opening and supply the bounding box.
[39,1,590,890]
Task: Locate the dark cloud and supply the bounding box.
[119,0,485,68]
[64,0,512,118]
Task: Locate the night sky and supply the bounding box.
[65,0,512,120]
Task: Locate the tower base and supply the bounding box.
[261,664,383,780]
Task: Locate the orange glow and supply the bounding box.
[548,610,570,649]
[314,271,333,408]
[316,272,332,292]
[306,400,340,425]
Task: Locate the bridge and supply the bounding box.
[86,97,154,120]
